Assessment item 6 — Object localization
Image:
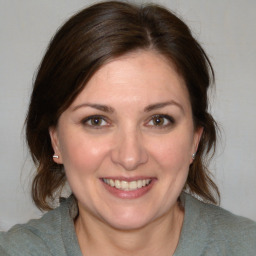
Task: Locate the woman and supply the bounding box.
[0,1,255,255]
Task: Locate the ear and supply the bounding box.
[191,126,204,162]
[194,126,204,151]
[49,126,63,164]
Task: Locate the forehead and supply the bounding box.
[70,50,190,110]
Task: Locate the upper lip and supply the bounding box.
[100,176,156,182]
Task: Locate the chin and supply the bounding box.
[100,207,157,231]
[107,217,151,231]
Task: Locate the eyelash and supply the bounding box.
[81,114,175,129]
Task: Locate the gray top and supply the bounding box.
[0,193,255,255]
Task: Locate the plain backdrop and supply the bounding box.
[0,0,255,231]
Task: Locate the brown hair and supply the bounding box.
[26,1,219,210]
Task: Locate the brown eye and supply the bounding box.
[147,114,175,128]
[90,117,103,126]
[82,115,108,127]
[152,116,165,126]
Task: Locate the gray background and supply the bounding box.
[0,0,255,230]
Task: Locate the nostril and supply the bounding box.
[110,137,148,171]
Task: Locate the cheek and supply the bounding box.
[58,132,110,175]
[149,132,193,171]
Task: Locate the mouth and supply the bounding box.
[102,178,152,191]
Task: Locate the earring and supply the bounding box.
[192,153,196,160]
[53,155,59,159]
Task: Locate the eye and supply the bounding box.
[146,114,175,128]
[82,115,109,128]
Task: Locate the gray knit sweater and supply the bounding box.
[0,193,255,255]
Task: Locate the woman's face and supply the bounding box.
[50,50,202,230]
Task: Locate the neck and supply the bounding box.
[75,202,184,256]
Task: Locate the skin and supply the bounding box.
[50,50,203,255]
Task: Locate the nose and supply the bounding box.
[111,128,148,171]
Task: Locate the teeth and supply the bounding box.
[121,181,128,190]
[103,178,151,191]
[115,180,121,189]
[137,180,143,188]
[129,181,137,190]
[109,179,115,187]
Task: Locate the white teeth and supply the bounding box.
[103,178,151,191]
[129,181,137,190]
[109,179,115,187]
[115,180,121,189]
[137,180,143,189]
[121,180,128,190]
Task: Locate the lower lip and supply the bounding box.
[101,179,156,199]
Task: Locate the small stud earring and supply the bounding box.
[53,155,59,159]
[192,153,196,160]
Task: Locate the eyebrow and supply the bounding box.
[144,101,184,113]
[72,103,115,113]
[72,100,184,113]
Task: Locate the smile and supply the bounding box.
[102,178,152,191]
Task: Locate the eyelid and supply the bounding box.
[152,114,175,122]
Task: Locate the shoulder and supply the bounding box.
[0,222,52,256]
[183,193,256,254]
[190,194,256,236]
[0,196,77,256]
